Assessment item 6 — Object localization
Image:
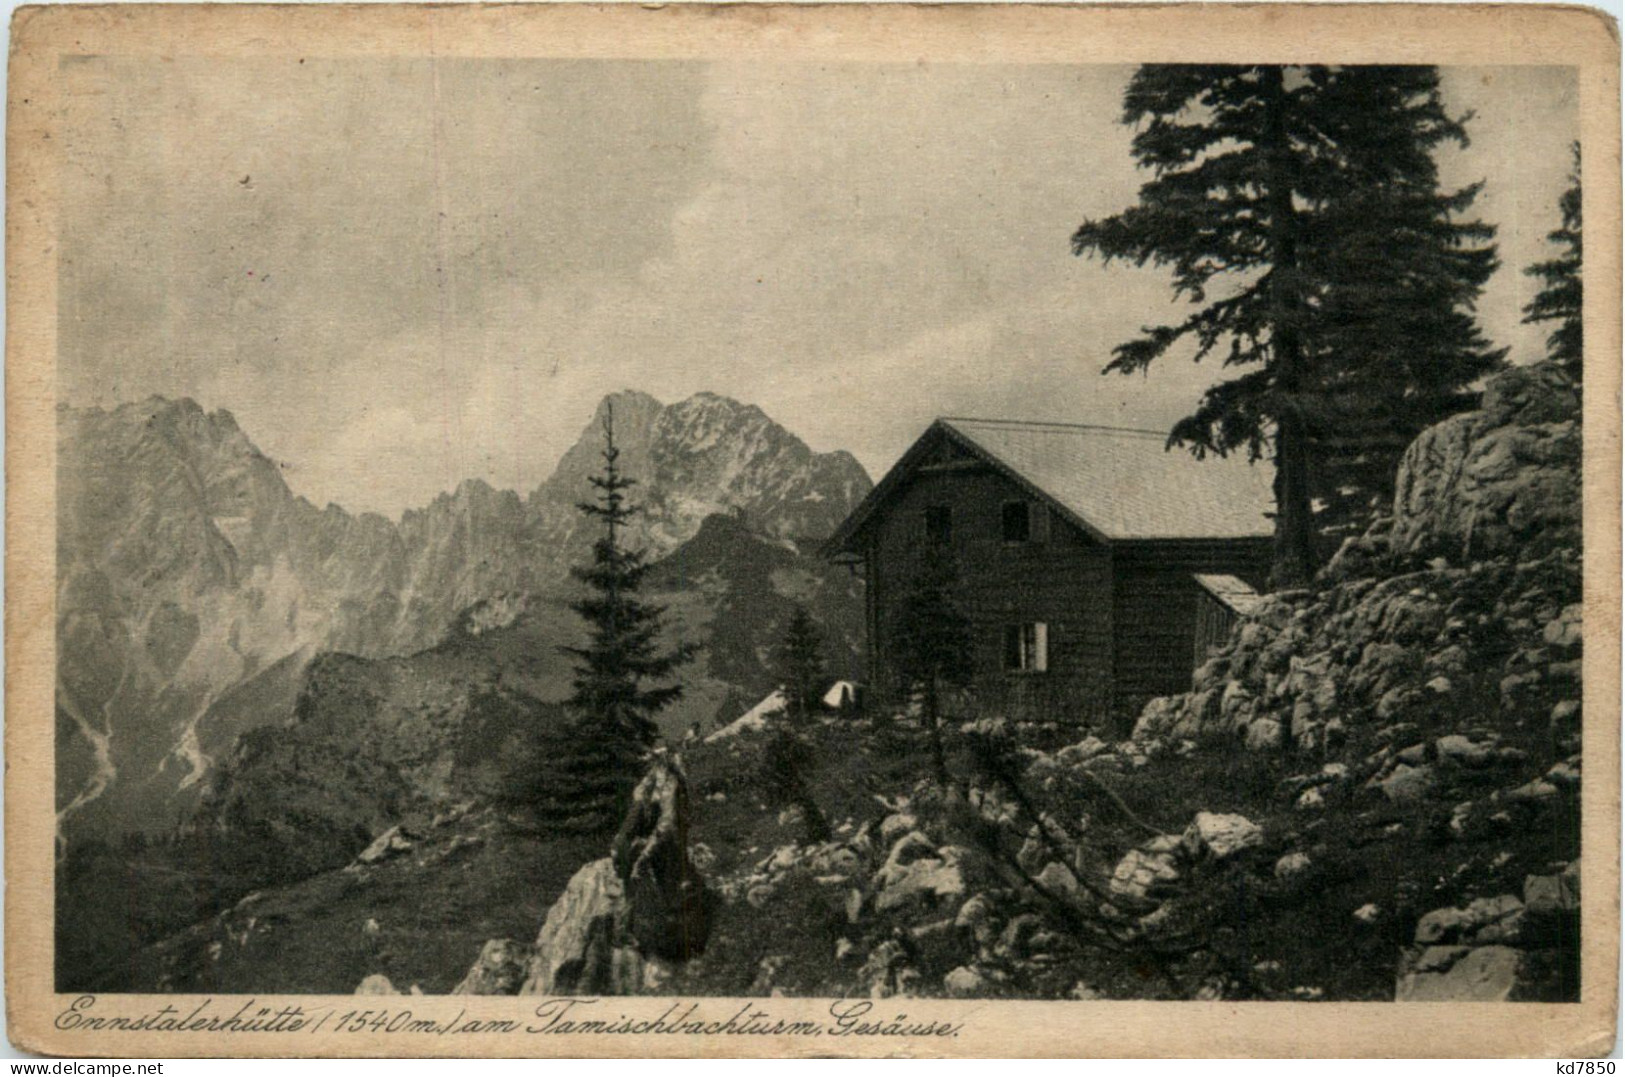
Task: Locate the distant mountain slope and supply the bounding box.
[56,394,871,840]
[193,511,865,862]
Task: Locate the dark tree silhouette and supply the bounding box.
[556,404,694,823]
[1073,65,1502,583]
[1303,67,1504,538]
[770,604,826,726]
[1524,142,1583,379]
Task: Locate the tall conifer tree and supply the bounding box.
[771,605,826,726]
[1524,142,1583,379]
[1300,67,1503,535]
[1073,65,1501,582]
[556,404,693,821]
[891,549,973,786]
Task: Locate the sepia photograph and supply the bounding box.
[6,2,1619,1059]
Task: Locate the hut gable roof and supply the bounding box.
[827,417,1275,553]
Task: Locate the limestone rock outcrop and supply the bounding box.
[455,752,717,998]
[1391,361,1580,562]
[1133,362,1582,753]
[454,938,534,995]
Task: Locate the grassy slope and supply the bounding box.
[120,808,604,995]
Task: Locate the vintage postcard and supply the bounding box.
[5,2,1620,1059]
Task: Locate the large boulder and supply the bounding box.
[1183,812,1264,861]
[455,938,534,995]
[1396,944,1525,1002]
[610,753,715,962]
[519,857,644,995]
[872,834,967,913]
[1391,362,1580,563]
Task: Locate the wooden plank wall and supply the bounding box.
[1111,539,1271,719]
[868,456,1115,726]
[1192,590,1240,668]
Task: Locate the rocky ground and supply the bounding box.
[408,361,1582,1005]
[99,361,1584,1003]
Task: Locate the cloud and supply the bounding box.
[56,59,1579,515]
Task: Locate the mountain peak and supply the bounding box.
[681,390,748,409]
[591,389,664,423]
[533,387,873,552]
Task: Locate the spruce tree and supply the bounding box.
[890,548,974,786]
[1073,65,1502,583]
[556,404,693,824]
[1301,67,1503,536]
[1524,142,1583,379]
[770,605,826,726]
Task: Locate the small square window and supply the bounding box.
[1003,622,1048,673]
[1002,501,1031,544]
[924,505,952,545]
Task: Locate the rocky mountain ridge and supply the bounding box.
[56,391,871,840]
[64,360,1586,1006]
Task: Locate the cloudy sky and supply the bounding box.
[58,59,1577,516]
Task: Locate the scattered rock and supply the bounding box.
[1523,871,1579,920]
[873,836,966,913]
[1056,736,1110,766]
[857,939,914,999]
[355,826,414,866]
[1414,895,1524,945]
[1506,778,1559,802]
[1436,734,1494,768]
[1244,719,1282,752]
[355,974,401,995]
[1274,852,1312,883]
[943,966,985,997]
[1184,812,1263,860]
[1396,742,1429,766]
[1542,604,1582,650]
[955,894,995,930]
[1109,848,1182,902]
[1376,763,1436,804]
[1035,861,1081,899]
[879,813,919,845]
[454,938,534,996]
[1396,945,1524,1002]
[997,913,1043,959]
[750,955,790,995]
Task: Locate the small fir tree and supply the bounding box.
[771,605,826,726]
[556,404,694,823]
[1524,142,1583,380]
[890,548,974,787]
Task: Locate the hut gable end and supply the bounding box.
[827,416,1277,728]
